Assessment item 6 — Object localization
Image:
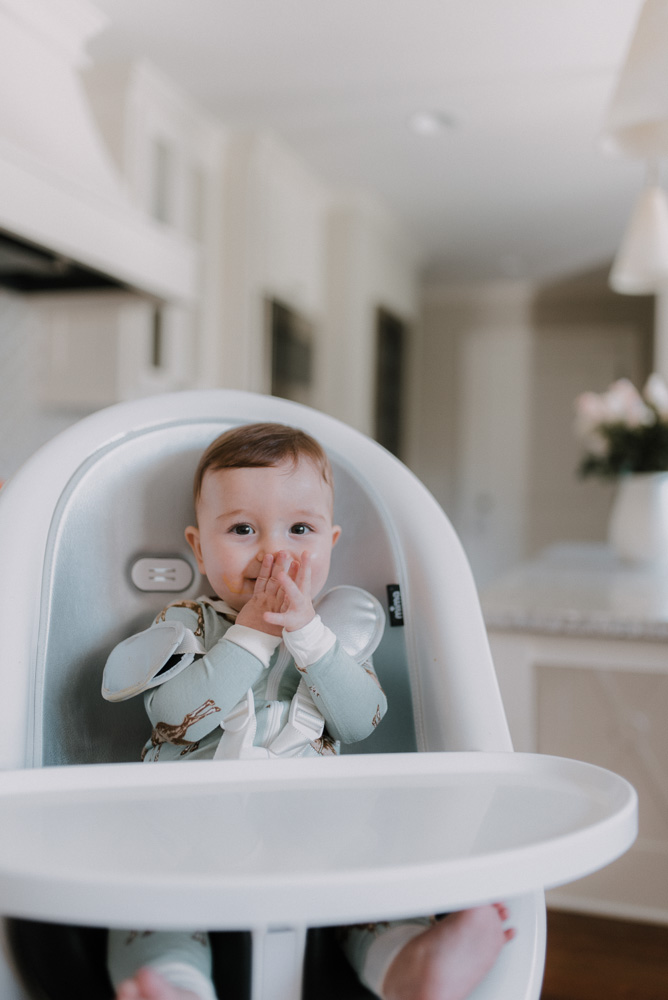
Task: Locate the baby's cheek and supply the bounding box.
[221,572,246,595]
[309,556,331,595]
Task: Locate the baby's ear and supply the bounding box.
[331,525,342,548]
[185,525,205,572]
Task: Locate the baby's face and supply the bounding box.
[186,458,341,611]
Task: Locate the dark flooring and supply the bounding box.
[540,910,668,1000]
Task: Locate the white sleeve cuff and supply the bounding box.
[282,614,336,669]
[224,624,281,667]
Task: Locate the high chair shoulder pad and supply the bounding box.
[101,621,204,702]
[314,586,385,663]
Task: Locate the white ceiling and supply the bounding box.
[89,0,648,284]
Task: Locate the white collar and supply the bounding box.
[200,596,239,619]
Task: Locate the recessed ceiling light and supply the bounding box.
[409,110,458,136]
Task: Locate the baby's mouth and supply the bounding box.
[221,573,253,595]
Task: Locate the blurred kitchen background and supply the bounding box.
[4,0,668,948]
[0,0,658,588]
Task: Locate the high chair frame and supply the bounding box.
[0,390,637,1000]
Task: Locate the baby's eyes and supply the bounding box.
[227,522,312,536]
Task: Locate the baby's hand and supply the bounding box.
[263,550,315,633]
[235,553,288,636]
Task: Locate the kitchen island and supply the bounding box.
[482,543,668,924]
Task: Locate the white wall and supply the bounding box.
[218,132,331,395]
[0,118,420,481]
[0,46,422,483]
[526,272,653,558]
[414,272,654,586]
[84,59,226,392]
[218,132,420,436]
[526,322,646,551]
[415,281,533,586]
[654,291,668,381]
[0,291,90,482]
[322,193,420,437]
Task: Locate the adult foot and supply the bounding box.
[115,966,203,1000]
[381,904,515,1000]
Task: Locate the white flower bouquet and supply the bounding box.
[574,374,668,478]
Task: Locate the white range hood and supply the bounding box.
[0,0,197,302]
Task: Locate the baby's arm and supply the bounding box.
[255,551,387,742]
[285,628,387,744]
[261,561,387,743]
[141,558,298,743]
[142,605,276,743]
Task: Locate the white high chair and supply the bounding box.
[0,390,636,1000]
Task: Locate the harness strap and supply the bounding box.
[214,688,260,759]
[214,679,324,760]
[267,679,325,757]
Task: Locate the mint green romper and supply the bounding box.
[104,592,428,999]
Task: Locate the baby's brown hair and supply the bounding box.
[193,422,334,506]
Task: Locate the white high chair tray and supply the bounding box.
[0,752,636,930]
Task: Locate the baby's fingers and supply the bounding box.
[263,609,286,626]
[253,553,273,593]
[275,568,303,602]
[263,591,289,627]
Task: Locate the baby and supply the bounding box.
[103,422,513,1000]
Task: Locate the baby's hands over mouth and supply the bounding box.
[263,551,315,632]
[235,553,288,636]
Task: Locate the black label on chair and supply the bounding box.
[386,585,404,626]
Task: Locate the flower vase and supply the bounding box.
[608,472,668,564]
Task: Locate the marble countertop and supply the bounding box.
[480,543,668,641]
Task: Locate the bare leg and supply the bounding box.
[381,904,515,1000]
[115,966,203,1000]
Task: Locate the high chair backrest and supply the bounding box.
[0,390,511,770]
